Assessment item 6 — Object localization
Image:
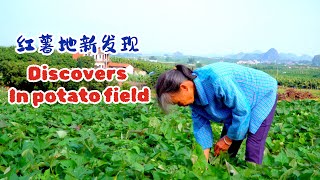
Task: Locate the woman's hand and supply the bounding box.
[203,148,210,162]
[214,135,232,156]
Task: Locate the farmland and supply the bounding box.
[0,47,319,179]
[0,85,319,179]
[250,64,320,90]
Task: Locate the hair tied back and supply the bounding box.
[175,64,197,80]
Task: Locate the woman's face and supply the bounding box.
[169,80,195,106]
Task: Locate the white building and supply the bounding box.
[107,62,134,74]
[72,48,135,75]
[237,60,260,65]
[85,48,109,68]
[72,48,110,68]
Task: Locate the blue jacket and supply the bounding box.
[190,62,277,150]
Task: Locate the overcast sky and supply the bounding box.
[1,0,319,56]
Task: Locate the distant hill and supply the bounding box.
[261,48,279,62]
[312,55,320,66]
[113,49,313,65]
[172,51,184,57]
[223,48,312,62]
[279,53,312,61]
[242,53,262,61]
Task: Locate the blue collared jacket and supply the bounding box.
[190,62,277,149]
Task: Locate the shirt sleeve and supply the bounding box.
[191,107,213,150]
[215,77,251,140]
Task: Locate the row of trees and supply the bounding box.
[0,46,109,92]
[0,46,175,92]
[2,46,318,92]
[250,64,320,89]
[110,57,173,87]
[312,55,320,66]
[277,77,320,89]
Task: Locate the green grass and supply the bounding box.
[0,87,319,179]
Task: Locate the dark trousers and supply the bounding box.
[220,97,278,164]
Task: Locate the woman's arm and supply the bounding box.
[191,106,214,159]
[215,77,251,141]
[204,148,210,161]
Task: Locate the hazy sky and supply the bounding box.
[1,0,319,56]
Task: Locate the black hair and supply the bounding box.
[155,64,196,112]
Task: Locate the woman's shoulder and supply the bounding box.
[194,62,235,80]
